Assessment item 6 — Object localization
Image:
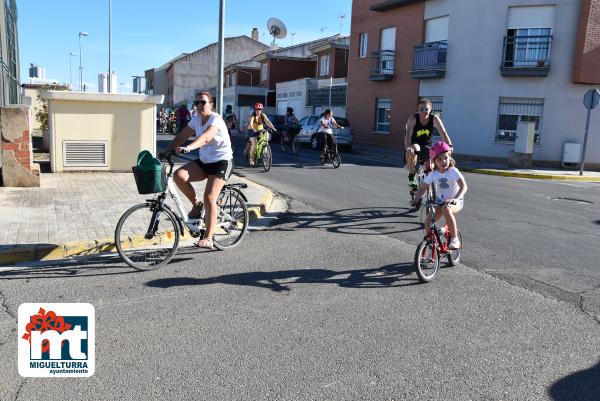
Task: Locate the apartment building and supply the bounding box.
[0,0,19,106]
[145,35,269,107]
[347,0,600,167]
[252,35,346,107]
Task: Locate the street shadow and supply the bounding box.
[0,253,195,280]
[548,360,600,401]
[146,262,419,292]
[271,206,423,236]
[593,220,600,226]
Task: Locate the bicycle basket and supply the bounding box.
[132,150,166,194]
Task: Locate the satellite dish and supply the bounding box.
[267,18,287,47]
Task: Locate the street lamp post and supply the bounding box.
[108,0,112,93]
[79,32,89,92]
[216,0,225,113]
[69,52,78,90]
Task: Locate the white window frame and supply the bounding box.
[496,97,544,144]
[320,55,330,76]
[359,33,368,58]
[374,97,392,134]
[261,63,268,81]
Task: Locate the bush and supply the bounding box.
[35,84,69,131]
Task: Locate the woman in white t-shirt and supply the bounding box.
[317,109,342,157]
[410,141,468,250]
[165,91,233,249]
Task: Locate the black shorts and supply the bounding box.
[194,159,233,180]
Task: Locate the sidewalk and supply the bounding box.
[0,171,274,265]
[352,143,600,182]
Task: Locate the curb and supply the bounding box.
[462,167,600,182]
[0,182,275,267]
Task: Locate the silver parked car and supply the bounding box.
[296,115,353,151]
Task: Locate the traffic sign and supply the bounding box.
[583,88,600,110]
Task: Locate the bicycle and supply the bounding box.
[280,127,301,154]
[115,151,249,271]
[414,198,462,283]
[409,146,433,213]
[244,128,273,171]
[319,130,341,169]
[229,128,238,156]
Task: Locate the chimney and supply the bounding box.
[252,28,259,41]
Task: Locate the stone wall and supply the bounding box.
[1,105,40,187]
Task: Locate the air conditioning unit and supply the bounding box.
[63,141,108,167]
[562,142,581,168]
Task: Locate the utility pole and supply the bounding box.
[108,0,112,93]
[216,0,225,113]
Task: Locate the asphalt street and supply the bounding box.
[230,138,600,321]
[1,199,599,400]
[0,136,598,400]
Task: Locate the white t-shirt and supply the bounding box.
[318,116,336,134]
[187,112,232,163]
[424,167,465,202]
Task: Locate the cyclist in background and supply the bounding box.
[246,103,275,167]
[281,107,299,145]
[405,98,452,191]
[318,109,342,158]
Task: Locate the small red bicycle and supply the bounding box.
[414,198,462,283]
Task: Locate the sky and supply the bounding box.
[18,0,352,92]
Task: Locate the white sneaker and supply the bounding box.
[448,237,461,250]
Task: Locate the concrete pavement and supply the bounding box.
[0,170,275,266]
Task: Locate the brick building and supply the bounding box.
[347,0,600,167]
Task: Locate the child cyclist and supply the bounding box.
[410,141,467,250]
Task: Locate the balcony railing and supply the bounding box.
[500,35,552,77]
[306,78,347,106]
[370,50,395,81]
[410,40,447,79]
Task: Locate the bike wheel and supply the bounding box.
[292,136,300,154]
[262,145,272,171]
[280,136,288,152]
[332,154,341,169]
[115,203,180,271]
[447,232,462,266]
[415,239,440,283]
[213,188,249,250]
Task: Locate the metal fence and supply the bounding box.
[412,41,447,72]
[501,35,552,68]
[306,78,347,107]
[496,97,544,143]
[370,50,395,76]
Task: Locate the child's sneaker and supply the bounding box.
[408,174,417,190]
[448,236,461,250]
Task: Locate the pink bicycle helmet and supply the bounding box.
[429,141,452,160]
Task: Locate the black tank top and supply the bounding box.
[411,113,435,147]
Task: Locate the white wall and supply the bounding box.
[421,0,600,165]
[276,79,312,119]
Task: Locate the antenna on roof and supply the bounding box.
[338,14,346,35]
[267,18,287,49]
[291,32,296,46]
[320,26,327,37]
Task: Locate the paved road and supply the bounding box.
[1,198,599,400]
[228,138,600,321]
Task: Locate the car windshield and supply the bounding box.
[334,117,349,127]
